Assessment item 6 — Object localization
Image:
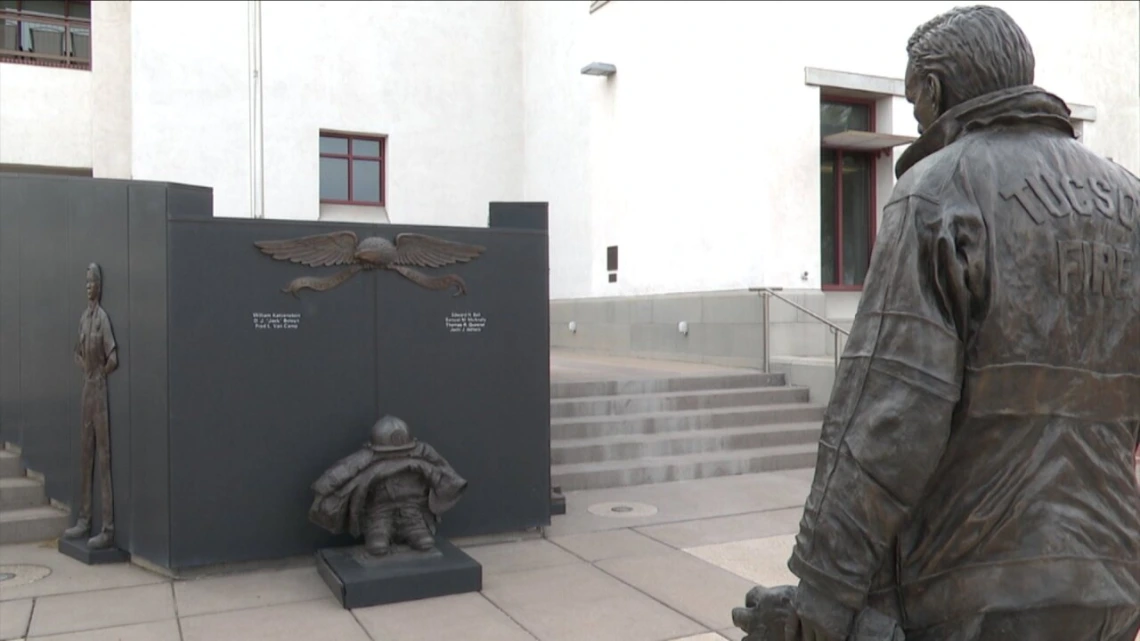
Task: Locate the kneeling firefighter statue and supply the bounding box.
[309,415,468,556]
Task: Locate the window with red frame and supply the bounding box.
[820,98,877,289]
[0,0,91,69]
[319,133,386,206]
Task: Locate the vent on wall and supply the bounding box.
[607,245,618,283]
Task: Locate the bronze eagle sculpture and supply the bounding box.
[254,231,485,297]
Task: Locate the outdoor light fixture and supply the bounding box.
[678,321,689,336]
[568,321,578,334]
[580,62,617,77]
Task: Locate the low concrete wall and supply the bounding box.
[771,356,837,409]
[550,289,832,370]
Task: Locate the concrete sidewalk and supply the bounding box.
[0,469,813,641]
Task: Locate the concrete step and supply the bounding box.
[551,422,822,466]
[0,505,69,545]
[551,443,820,491]
[0,449,24,478]
[550,386,811,419]
[0,476,46,510]
[551,403,826,440]
[551,372,786,399]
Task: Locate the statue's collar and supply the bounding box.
[895,85,1076,179]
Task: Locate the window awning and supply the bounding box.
[822,130,918,151]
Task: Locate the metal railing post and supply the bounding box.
[750,286,849,376]
[761,292,771,373]
[832,328,840,371]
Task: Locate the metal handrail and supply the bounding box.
[749,287,850,373]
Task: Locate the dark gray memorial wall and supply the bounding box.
[0,174,170,559]
[0,173,551,571]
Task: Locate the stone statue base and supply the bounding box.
[58,537,130,565]
[316,537,482,609]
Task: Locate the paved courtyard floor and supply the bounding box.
[0,469,812,641]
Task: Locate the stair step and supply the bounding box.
[0,476,46,510]
[551,372,786,399]
[551,422,822,466]
[550,386,811,419]
[0,505,69,545]
[551,443,820,491]
[552,403,826,439]
[0,450,23,478]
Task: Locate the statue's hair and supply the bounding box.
[907,5,1035,108]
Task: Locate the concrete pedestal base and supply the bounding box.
[551,486,567,516]
[316,538,482,609]
[58,537,130,565]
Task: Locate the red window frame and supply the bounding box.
[820,95,879,292]
[0,0,91,70]
[319,132,386,207]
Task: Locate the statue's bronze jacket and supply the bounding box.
[790,85,1140,634]
[309,442,468,538]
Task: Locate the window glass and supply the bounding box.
[352,139,381,157]
[69,26,89,58]
[840,153,873,286]
[1,19,17,52]
[21,0,67,17]
[352,160,382,203]
[319,157,348,200]
[319,136,348,155]
[68,1,90,19]
[820,149,837,285]
[820,101,871,137]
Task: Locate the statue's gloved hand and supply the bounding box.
[731,585,796,641]
[788,582,857,641]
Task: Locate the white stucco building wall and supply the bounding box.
[0,63,91,170]
[2,0,1137,305]
[126,0,525,226]
[524,0,1140,300]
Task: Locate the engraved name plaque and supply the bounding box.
[253,312,302,331]
[445,311,486,334]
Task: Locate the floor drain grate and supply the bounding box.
[587,501,659,518]
[0,564,52,588]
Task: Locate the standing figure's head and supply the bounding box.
[370,415,416,452]
[85,263,102,303]
[905,5,1035,133]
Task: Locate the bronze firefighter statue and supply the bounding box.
[732,5,1140,641]
[62,263,119,550]
[309,416,468,556]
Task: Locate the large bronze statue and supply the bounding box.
[254,231,485,298]
[62,263,118,550]
[734,5,1140,641]
[309,416,468,556]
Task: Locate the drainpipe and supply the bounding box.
[248,0,265,219]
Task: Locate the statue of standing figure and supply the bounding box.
[733,5,1140,641]
[62,263,118,550]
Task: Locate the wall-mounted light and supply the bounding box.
[568,321,578,334]
[581,62,617,77]
[678,321,689,336]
